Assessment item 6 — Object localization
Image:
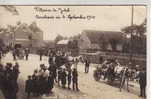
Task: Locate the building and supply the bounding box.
[0,30,12,46]
[13,22,43,48]
[78,30,125,53]
[78,30,146,66]
[56,39,69,52]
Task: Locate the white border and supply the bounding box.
[0,0,149,5]
[147,2,151,99]
[0,0,150,99]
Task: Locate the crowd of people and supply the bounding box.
[0,62,20,99]
[0,46,146,99]
[12,47,30,61]
[25,64,54,98]
[25,50,80,99]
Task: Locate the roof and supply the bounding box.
[90,44,100,49]
[57,39,69,45]
[44,41,55,48]
[15,23,43,40]
[83,30,125,44]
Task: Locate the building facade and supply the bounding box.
[78,30,124,53]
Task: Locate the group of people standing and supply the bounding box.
[5,47,146,99]
[25,50,80,99]
[48,50,79,91]
[0,62,20,99]
[57,66,79,91]
[25,64,54,99]
[12,48,30,61]
[47,50,79,91]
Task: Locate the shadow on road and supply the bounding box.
[95,79,140,97]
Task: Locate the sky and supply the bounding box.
[0,6,146,40]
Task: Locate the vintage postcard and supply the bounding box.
[0,5,147,99]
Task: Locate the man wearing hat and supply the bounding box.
[72,68,79,91]
[61,68,67,88]
[25,48,30,60]
[136,67,146,97]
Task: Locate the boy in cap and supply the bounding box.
[25,75,33,99]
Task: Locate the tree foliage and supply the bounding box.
[121,24,146,36]
[121,19,146,54]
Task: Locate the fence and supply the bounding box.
[80,51,146,66]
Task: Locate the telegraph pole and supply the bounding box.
[130,5,134,62]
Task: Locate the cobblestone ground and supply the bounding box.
[0,53,145,99]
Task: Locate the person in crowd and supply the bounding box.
[20,49,25,60]
[72,68,79,91]
[12,62,20,81]
[0,63,7,99]
[38,67,46,95]
[27,63,56,97]
[67,68,72,89]
[25,48,30,60]
[12,49,16,60]
[47,71,54,94]
[103,63,110,80]
[0,63,4,73]
[25,76,33,99]
[41,67,49,95]
[3,62,19,99]
[48,64,57,83]
[0,50,2,61]
[73,58,79,70]
[107,63,115,81]
[85,59,90,73]
[55,53,62,68]
[32,69,39,96]
[135,67,146,97]
[57,68,62,86]
[135,66,140,83]
[39,49,43,61]
[61,68,67,88]
[48,50,54,65]
[5,63,13,77]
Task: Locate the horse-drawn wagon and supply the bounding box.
[93,59,134,92]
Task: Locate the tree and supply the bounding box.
[121,24,146,37]
[121,19,146,54]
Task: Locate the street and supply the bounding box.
[0,53,144,99]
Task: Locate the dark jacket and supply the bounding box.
[61,71,67,85]
[72,70,78,82]
[85,60,90,67]
[137,71,146,86]
[25,79,33,93]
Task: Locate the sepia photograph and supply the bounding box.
[0,5,147,99]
